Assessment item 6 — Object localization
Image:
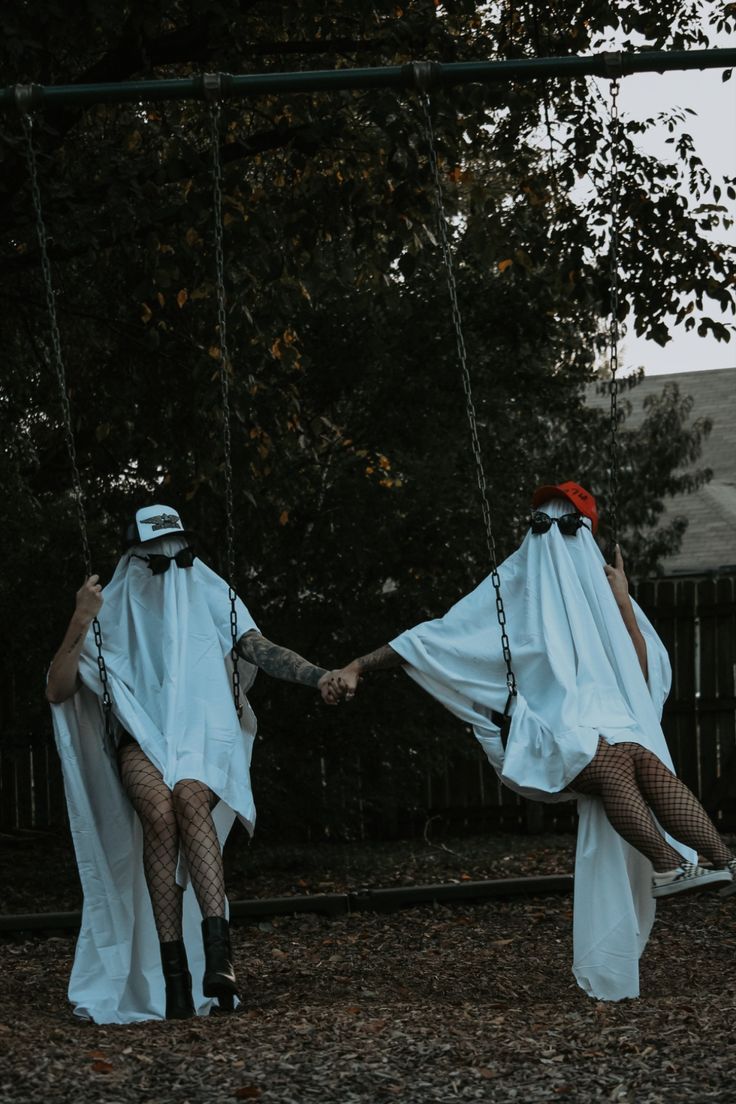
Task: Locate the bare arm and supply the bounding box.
[604,545,648,682]
[237,630,329,690]
[46,576,103,704]
[330,644,404,698]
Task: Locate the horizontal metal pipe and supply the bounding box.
[0,874,573,934]
[348,874,573,912]
[2,48,734,111]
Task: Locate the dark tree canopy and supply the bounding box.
[0,1,731,834]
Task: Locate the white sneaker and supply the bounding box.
[652,862,732,898]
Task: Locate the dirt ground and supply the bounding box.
[1,832,736,1103]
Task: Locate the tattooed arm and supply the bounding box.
[46,575,104,703]
[237,630,336,699]
[330,644,405,699]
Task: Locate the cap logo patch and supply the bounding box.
[143,512,182,532]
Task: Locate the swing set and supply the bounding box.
[5,44,735,741]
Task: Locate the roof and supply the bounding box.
[588,366,736,575]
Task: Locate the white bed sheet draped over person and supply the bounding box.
[50,534,259,1024]
[389,497,692,1001]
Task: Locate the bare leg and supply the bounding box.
[118,740,182,941]
[172,779,226,919]
[572,738,686,871]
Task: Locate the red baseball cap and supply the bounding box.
[531,481,599,534]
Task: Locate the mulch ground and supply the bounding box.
[1,832,736,1102]
[0,827,578,914]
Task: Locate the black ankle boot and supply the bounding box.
[202,916,237,1010]
[160,940,195,1020]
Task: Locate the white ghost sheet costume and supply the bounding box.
[390,497,693,1001]
[49,535,259,1024]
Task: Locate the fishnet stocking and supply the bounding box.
[573,738,732,872]
[118,740,182,941]
[172,779,225,919]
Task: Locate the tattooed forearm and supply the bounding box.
[237,631,327,688]
[353,645,404,673]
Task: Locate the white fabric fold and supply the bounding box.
[390,498,693,1000]
[50,536,259,1023]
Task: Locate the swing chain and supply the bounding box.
[607,78,621,554]
[20,112,113,738]
[92,617,113,728]
[418,94,516,706]
[207,97,242,718]
[21,114,92,578]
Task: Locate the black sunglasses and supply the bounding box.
[529,511,586,537]
[130,546,196,575]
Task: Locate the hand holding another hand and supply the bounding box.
[332,664,360,700]
[317,663,361,706]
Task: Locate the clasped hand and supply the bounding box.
[317,664,360,706]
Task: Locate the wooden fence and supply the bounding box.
[2,573,735,838]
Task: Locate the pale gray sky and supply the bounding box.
[600,31,735,377]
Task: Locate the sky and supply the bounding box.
[593,30,735,377]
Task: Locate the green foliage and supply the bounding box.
[0,0,731,835]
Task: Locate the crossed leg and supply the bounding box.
[171,779,226,919]
[118,739,183,940]
[118,737,227,926]
[572,737,732,871]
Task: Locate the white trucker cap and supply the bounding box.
[126,505,189,546]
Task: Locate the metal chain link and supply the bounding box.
[20,112,112,735]
[606,79,622,558]
[418,94,517,713]
[207,98,242,717]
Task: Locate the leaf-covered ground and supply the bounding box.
[2,832,736,1102]
[0,828,576,915]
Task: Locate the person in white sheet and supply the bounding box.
[331,481,736,1000]
[47,504,342,1024]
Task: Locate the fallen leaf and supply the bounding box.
[364,1018,387,1034]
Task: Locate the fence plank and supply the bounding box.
[712,578,736,822]
[697,580,719,808]
[31,744,51,828]
[673,581,698,787]
[0,753,16,830]
[15,749,33,829]
[48,749,67,828]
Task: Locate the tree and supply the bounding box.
[0,1,730,834]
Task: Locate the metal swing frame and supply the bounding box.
[17,44,710,735]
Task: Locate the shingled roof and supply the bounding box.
[589,366,736,576]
